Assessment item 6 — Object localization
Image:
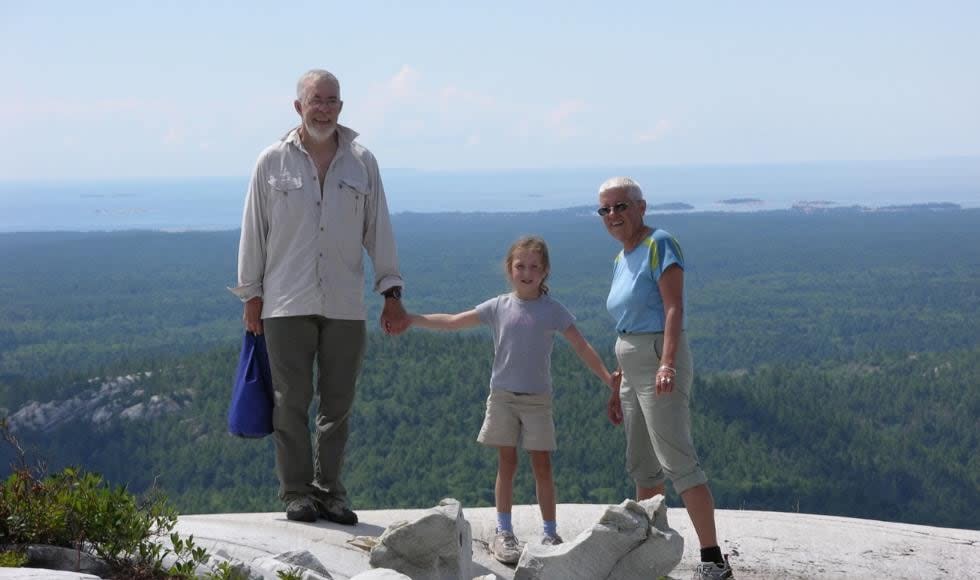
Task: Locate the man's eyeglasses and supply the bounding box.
[597,202,631,216]
[306,97,342,110]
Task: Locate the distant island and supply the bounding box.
[648,202,695,211]
[718,197,763,205]
[792,200,839,213]
[875,202,961,211]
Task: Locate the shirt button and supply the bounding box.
[316,201,321,206]
[320,227,324,231]
[319,253,323,257]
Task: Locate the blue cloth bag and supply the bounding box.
[228,332,275,438]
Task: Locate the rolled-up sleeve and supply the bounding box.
[229,159,269,302]
[361,150,403,294]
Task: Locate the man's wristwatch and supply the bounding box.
[382,286,402,300]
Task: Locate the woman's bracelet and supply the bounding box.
[658,365,676,374]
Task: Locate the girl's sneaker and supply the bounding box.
[541,533,564,545]
[491,530,521,564]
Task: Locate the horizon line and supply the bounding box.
[1,155,978,184]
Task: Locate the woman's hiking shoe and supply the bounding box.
[491,530,522,564]
[693,554,735,579]
[285,496,317,522]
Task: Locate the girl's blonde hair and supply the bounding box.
[504,236,551,296]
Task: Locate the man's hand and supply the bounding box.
[244,297,264,335]
[380,298,409,336]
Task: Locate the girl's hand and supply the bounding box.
[607,391,623,426]
[609,369,623,391]
[656,365,676,395]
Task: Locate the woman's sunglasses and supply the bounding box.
[597,202,631,216]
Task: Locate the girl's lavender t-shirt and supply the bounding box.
[475,292,575,395]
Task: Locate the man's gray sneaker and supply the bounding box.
[285,496,317,522]
[541,533,563,546]
[693,555,734,579]
[491,530,521,564]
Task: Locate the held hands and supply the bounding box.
[656,365,676,395]
[380,298,410,336]
[607,390,623,426]
[606,369,623,426]
[243,297,264,335]
[608,369,623,391]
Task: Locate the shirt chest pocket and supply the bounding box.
[267,172,308,224]
[337,179,370,219]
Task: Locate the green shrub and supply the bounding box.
[0,420,210,578]
[0,549,28,567]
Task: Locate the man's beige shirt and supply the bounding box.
[231,125,402,320]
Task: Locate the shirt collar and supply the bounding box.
[281,124,359,152]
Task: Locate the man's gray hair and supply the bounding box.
[599,176,644,201]
[296,69,340,101]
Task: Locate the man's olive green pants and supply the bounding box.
[264,315,366,508]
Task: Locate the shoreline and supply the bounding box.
[0,202,976,235]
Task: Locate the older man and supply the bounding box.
[232,69,408,524]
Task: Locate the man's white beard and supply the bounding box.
[304,122,336,143]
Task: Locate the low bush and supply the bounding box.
[0,420,210,579]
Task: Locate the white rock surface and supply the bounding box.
[369,498,473,580]
[350,570,412,579]
[4,503,974,579]
[159,504,978,579]
[608,496,684,579]
[515,498,676,579]
[251,549,334,579]
[0,572,100,579]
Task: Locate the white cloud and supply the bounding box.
[0,97,166,123]
[438,85,497,112]
[163,126,186,146]
[636,119,673,143]
[397,119,426,137]
[389,65,421,98]
[548,99,590,138]
[465,134,481,147]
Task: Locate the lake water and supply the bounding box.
[2,159,978,232]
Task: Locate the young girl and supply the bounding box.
[408,236,617,564]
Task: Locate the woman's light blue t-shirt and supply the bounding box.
[606,229,686,334]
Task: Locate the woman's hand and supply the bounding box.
[656,365,676,395]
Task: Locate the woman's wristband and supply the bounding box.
[658,365,676,374]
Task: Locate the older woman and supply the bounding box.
[599,177,734,580]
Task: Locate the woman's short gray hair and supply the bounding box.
[599,176,644,201]
[296,69,340,101]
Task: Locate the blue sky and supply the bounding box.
[2,1,978,179]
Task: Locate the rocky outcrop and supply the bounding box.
[21,502,969,580]
[162,547,335,580]
[514,497,682,580]
[6,372,191,433]
[18,544,112,578]
[369,498,473,580]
